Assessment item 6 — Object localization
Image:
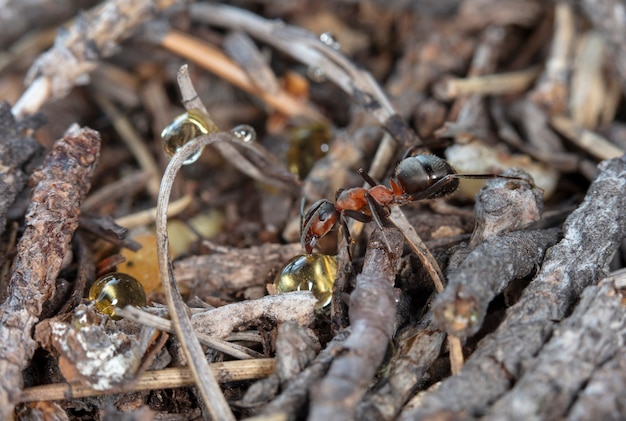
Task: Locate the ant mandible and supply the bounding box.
[300,153,531,254]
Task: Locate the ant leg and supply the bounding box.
[338,215,353,261]
[364,192,394,251]
[358,168,380,187]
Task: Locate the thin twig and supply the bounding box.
[550,115,625,161]
[189,2,420,180]
[116,306,263,360]
[18,359,276,403]
[92,92,161,199]
[114,193,192,229]
[433,66,541,100]
[12,0,179,117]
[160,31,326,124]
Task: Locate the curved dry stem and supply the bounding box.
[156,131,239,421]
[189,3,420,178]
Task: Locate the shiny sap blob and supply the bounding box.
[89,272,147,320]
[160,109,219,165]
[274,254,338,309]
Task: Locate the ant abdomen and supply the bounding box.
[395,155,459,199]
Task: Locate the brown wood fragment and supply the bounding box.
[0,101,43,237]
[224,30,280,95]
[400,154,626,419]
[436,26,507,141]
[0,125,100,417]
[485,276,626,420]
[242,322,320,409]
[260,330,350,420]
[357,315,446,421]
[174,243,302,297]
[191,292,318,340]
[467,169,543,248]
[308,228,403,420]
[434,228,560,337]
[18,359,276,403]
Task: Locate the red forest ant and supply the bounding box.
[300,153,533,254]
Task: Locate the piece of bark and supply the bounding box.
[484,276,626,420]
[433,228,560,337]
[0,125,100,417]
[356,314,446,421]
[468,168,543,249]
[174,243,302,297]
[260,329,350,420]
[400,154,626,419]
[190,291,317,340]
[0,101,43,237]
[566,275,626,420]
[308,228,403,421]
[242,321,320,408]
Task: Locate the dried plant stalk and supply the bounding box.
[18,359,276,403]
[13,0,181,117]
[155,130,238,421]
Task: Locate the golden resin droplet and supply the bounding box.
[286,123,331,178]
[274,254,338,309]
[89,272,147,320]
[161,109,219,165]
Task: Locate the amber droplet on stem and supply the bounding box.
[160,109,219,165]
[89,272,147,320]
[274,254,338,309]
[286,123,331,178]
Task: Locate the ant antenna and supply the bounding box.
[299,196,307,232]
[357,168,380,187]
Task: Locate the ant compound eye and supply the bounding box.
[318,208,331,221]
[274,253,338,308]
[161,109,219,165]
[89,272,147,320]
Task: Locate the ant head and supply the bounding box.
[301,199,339,254]
[395,154,459,198]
